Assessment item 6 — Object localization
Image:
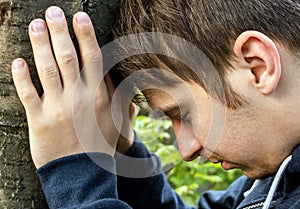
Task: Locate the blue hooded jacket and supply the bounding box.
[37,135,300,209]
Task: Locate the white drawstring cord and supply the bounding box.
[262,155,292,209]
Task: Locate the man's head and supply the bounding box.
[111,0,300,179]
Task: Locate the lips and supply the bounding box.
[200,150,237,170]
[221,161,239,170]
[209,157,236,171]
[221,161,232,170]
[209,156,223,164]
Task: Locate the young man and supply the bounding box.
[11,1,300,208]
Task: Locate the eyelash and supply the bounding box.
[166,111,191,124]
[182,112,191,124]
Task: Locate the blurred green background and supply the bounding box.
[133,114,243,206]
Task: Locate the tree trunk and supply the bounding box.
[0,0,119,208]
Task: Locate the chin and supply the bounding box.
[242,168,277,180]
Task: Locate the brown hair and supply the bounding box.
[110,0,300,108]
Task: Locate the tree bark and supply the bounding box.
[0,0,119,208]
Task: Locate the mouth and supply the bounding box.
[221,161,235,170]
[199,149,239,171]
[208,156,223,164]
[209,157,237,171]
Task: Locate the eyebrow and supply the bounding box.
[162,104,182,119]
[143,89,184,119]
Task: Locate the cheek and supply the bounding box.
[194,111,222,152]
[214,116,260,163]
[192,97,224,150]
[218,119,243,147]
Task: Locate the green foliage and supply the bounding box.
[134,115,243,206]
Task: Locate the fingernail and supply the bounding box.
[75,12,91,25]
[47,7,63,20]
[31,20,46,33]
[12,59,25,70]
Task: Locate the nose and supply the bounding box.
[178,138,202,161]
[173,121,203,162]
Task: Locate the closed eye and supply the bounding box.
[182,112,191,124]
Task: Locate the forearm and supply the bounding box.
[37,153,131,209]
[115,135,196,209]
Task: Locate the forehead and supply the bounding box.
[142,81,206,112]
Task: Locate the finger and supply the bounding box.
[45,6,79,88]
[29,19,63,97]
[12,59,41,115]
[128,102,136,122]
[104,74,116,101]
[73,12,103,87]
[105,75,136,122]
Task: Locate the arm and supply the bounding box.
[12,6,194,208]
[12,6,130,208]
[116,134,197,209]
[36,153,132,209]
[116,134,250,209]
[12,6,120,168]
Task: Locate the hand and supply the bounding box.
[12,6,121,168]
[105,76,136,155]
[116,101,136,154]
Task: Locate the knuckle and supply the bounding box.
[59,50,77,66]
[21,90,35,103]
[40,64,58,79]
[35,120,51,132]
[90,51,102,63]
[34,105,71,131]
[74,98,84,110]
[95,94,109,108]
[83,50,102,67]
[54,105,69,122]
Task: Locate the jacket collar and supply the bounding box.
[284,144,300,194]
[287,144,300,176]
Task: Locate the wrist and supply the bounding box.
[116,137,134,154]
[116,129,135,154]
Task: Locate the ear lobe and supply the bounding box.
[234,31,282,95]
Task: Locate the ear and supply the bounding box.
[234,31,282,95]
